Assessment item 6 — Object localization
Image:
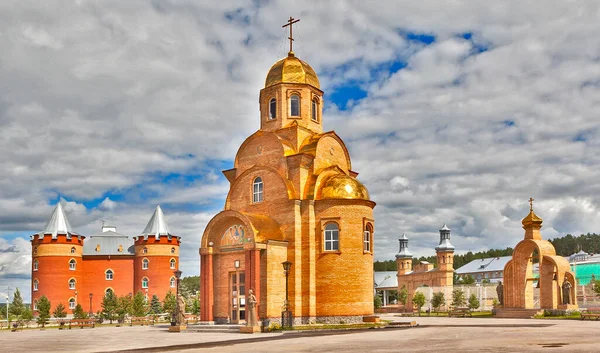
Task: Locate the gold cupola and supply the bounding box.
[522,197,542,229]
[316,174,370,200]
[264,52,320,89]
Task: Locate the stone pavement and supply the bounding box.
[1,315,599,352]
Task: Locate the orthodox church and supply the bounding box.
[200,37,376,324]
[30,203,180,315]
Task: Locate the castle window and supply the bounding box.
[170,277,176,288]
[252,177,263,203]
[33,259,38,271]
[33,279,39,291]
[170,258,176,269]
[105,288,113,296]
[142,277,149,289]
[311,98,318,121]
[105,269,114,280]
[269,98,277,120]
[33,301,38,311]
[71,247,76,254]
[68,298,76,310]
[324,223,339,251]
[143,247,148,254]
[69,278,76,289]
[142,258,149,270]
[290,94,300,116]
[364,224,373,253]
[34,247,37,255]
[171,247,175,254]
[69,259,76,270]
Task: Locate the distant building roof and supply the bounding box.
[83,225,134,256]
[374,271,398,289]
[455,256,512,275]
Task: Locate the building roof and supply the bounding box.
[35,203,80,239]
[374,271,398,289]
[455,256,512,275]
[141,205,175,240]
[265,52,320,89]
[83,226,134,256]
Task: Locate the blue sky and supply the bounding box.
[1,1,600,302]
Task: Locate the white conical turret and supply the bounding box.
[141,205,174,240]
[36,203,79,239]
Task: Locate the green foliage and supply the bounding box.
[592,279,600,296]
[53,303,68,318]
[116,294,132,323]
[461,275,476,284]
[387,290,399,303]
[101,291,118,323]
[452,289,466,307]
[132,291,148,317]
[482,278,491,284]
[0,304,6,318]
[180,276,200,298]
[36,296,51,327]
[21,306,34,327]
[373,260,397,271]
[191,297,200,315]
[374,294,383,309]
[162,291,176,315]
[412,292,426,315]
[148,295,162,315]
[398,285,408,306]
[431,292,445,312]
[73,304,88,319]
[549,233,600,256]
[468,293,480,310]
[9,288,24,317]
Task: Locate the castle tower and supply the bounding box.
[31,203,85,314]
[133,205,180,301]
[435,223,455,273]
[395,233,413,275]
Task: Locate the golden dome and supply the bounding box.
[522,210,543,228]
[265,52,320,89]
[317,174,370,200]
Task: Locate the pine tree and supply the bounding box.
[36,296,51,328]
[148,295,162,315]
[162,291,176,315]
[132,291,148,317]
[451,289,466,308]
[20,307,34,328]
[468,293,480,311]
[9,288,24,317]
[73,304,88,319]
[431,292,445,313]
[116,295,132,323]
[52,303,68,318]
[101,291,118,323]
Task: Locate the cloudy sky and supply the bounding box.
[1,1,599,302]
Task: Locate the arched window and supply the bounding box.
[71,247,76,254]
[170,277,176,288]
[142,258,149,270]
[170,258,176,269]
[171,247,175,254]
[69,278,76,289]
[290,94,300,116]
[105,288,113,297]
[143,247,148,254]
[269,98,277,120]
[105,269,114,280]
[142,277,149,289]
[68,298,76,309]
[33,259,38,271]
[69,259,76,270]
[33,301,38,311]
[364,224,373,253]
[33,279,39,291]
[253,177,263,203]
[324,223,339,251]
[311,98,318,121]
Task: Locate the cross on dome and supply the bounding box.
[282,16,300,55]
[529,197,535,211]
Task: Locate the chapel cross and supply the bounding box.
[529,197,535,211]
[282,16,300,53]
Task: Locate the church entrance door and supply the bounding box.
[230,271,246,324]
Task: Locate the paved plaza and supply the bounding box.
[1,315,599,353]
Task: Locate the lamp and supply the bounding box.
[234,260,240,269]
[172,269,183,327]
[281,261,293,328]
[89,293,93,318]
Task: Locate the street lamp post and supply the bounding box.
[173,270,183,326]
[281,261,292,328]
[89,293,93,318]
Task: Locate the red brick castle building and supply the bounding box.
[30,203,180,315]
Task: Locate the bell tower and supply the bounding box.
[395,233,413,275]
[435,224,455,273]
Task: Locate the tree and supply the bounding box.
[36,296,51,328]
[461,275,476,285]
[116,294,132,323]
[53,303,68,318]
[451,289,466,308]
[9,288,24,317]
[412,292,426,316]
[374,294,383,309]
[132,291,148,317]
[0,304,6,319]
[468,293,480,311]
[431,292,445,313]
[191,297,200,315]
[101,291,118,323]
[162,291,176,315]
[180,276,200,298]
[148,295,162,315]
[73,304,88,319]
[398,285,408,307]
[20,307,34,328]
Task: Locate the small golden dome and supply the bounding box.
[265,52,320,89]
[317,174,370,200]
[522,210,543,228]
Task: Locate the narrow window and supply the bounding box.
[170,258,176,269]
[269,98,277,120]
[290,94,300,116]
[324,223,339,251]
[69,259,76,270]
[33,279,39,291]
[311,98,318,121]
[143,247,148,254]
[33,301,38,310]
[69,298,76,309]
[69,278,76,289]
[142,277,149,289]
[253,177,263,203]
[71,247,76,254]
[105,269,114,280]
[33,259,38,271]
[171,247,175,254]
[170,277,176,288]
[142,258,149,270]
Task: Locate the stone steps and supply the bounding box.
[494,308,543,319]
[186,324,244,333]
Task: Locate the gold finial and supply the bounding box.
[282,16,300,55]
[528,197,534,211]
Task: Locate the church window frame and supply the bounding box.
[324,223,340,252]
[170,276,176,288]
[68,278,76,290]
[290,94,300,117]
[71,247,76,254]
[364,223,373,253]
[142,277,149,289]
[69,258,77,270]
[252,177,264,203]
[142,258,149,270]
[269,98,277,120]
[105,269,114,281]
[68,297,76,310]
[33,279,39,291]
[170,258,176,270]
[33,259,38,271]
[311,97,319,121]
